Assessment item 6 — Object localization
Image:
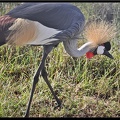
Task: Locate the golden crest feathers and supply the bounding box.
[84,20,117,47]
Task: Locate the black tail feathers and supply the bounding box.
[0,31,6,46]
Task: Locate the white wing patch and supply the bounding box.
[27,21,61,45]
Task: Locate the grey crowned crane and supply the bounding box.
[0,2,116,117]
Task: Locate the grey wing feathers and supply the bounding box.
[7,3,85,45]
[51,20,85,40]
[7,3,85,30]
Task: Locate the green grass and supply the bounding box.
[0,2,120,117]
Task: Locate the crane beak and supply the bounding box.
[103,50,114,59]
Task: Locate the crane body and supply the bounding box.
[0,2,116,117]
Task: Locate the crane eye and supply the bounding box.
[97,46,105,54]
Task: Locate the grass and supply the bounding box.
[0,2,120,117]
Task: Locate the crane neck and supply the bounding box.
[63,40,93,57]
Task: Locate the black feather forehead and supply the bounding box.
[104,42,111,51]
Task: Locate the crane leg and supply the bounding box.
[41,67,61,106]
[24,45,61,117]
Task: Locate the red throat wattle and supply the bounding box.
[86,52,94,59]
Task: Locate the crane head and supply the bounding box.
[84,20,116,59]
[86,41,113,59]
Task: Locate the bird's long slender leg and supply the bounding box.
[41,67,61,107]
[24,45,61,117]
[24,46,52,117]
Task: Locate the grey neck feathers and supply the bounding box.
[63,39,93,57]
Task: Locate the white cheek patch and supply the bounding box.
[97,46,105,54]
